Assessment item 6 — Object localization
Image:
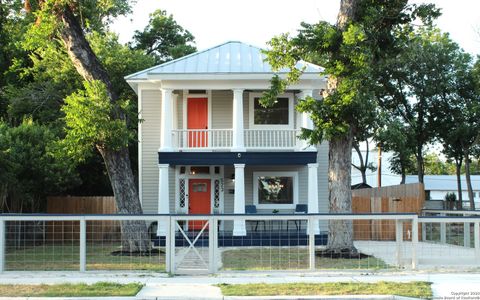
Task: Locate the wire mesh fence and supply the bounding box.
[0,213,479,274]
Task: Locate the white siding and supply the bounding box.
[140,89,176,214]
[317,141,329,231]
[211,90,233,129]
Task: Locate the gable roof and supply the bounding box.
[125,41,324,81]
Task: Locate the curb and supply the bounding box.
[0,296,420,300]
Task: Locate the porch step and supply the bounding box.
[155,231,328,247]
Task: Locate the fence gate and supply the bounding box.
[168,217,217,274]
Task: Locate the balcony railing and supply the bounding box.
[244,129,300,149]
[172,129,233,149]
[172,129,301,150]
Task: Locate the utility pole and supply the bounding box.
[377,146,382,188]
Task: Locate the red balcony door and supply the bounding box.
[188,179,211,230]
[187,98,208,147]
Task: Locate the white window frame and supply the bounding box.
[248,92,294,130]
[253,171,299,209]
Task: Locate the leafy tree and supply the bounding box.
[376,118,416,184]
[131,9,196,64]
[444,192,456,210]
[261,0,439,254]
[432,48,479,210]
[23,0,151,251]
[0,120,79,213]
[379,28,464,184]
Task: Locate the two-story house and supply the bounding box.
[125,41,329,237]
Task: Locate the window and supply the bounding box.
[249,93,293,129]
[190,166,210,175]
[254,97,289,125]
[253,172,298,208]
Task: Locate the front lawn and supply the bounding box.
[0,282,143,297]
[5,243,165,271]
[221,248,389,270]
[218,281,432,298]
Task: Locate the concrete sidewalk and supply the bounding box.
[0,271,479,299]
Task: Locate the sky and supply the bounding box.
[113,0,480,56]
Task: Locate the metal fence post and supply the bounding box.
[308,216,315,271]
[421,220,426,242]
[169,216,176,275]
[212,215,219,273]
[0,220,5,273]
[208,216,215,273]
[440,213,447,244]
[464,219,471,248]
[395,220,403,268]
[475,222,480,260]
[165,216,171,273]
[79,218,86,272]
[411,216,419,270]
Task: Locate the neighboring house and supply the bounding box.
[125,41,329,236]
[405,175,480,209]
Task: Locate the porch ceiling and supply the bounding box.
[158,151,317,166]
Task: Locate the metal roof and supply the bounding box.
[125,41,324,81]
[405,175,480,191]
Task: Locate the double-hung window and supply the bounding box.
[249,93,294,129]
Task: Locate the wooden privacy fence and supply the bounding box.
[352,183,425,241]
[46,196,120,241]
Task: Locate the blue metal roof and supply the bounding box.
[125,41,324,80]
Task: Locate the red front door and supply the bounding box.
[188,179,211,230]
[187,98,208,147]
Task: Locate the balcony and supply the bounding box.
[172,129,302,151]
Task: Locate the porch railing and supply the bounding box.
[244,129,300,149]
[172,129,233,149]
[171,129,301,150]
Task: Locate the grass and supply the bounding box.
[221,248,389,270]
[218,281,433,299]
[5,243,165,271]
[0,282,143,297]
[424,223,475,247]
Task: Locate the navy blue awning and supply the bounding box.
[158,151,317,165]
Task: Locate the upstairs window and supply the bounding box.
[249,92,294,129]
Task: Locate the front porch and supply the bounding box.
[156,160,322,237]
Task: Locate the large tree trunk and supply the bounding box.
[464,151,475,210]
[400,164,406,184]
[322,0,359,254]
[416,146,424,184]
[455,159,463,210]
[327,130,356,253]
[58,5,150,251]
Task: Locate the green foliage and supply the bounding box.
[131,9,196,64]
[445,192,457,203]
[23,0,132,50]
[261,1,440,146]
[0,119,79,212]
[62,80,132,161]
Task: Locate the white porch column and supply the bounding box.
[233,164,246,236]
[299,90,315,151]
[308,163,320,234]
[232,89,245,151]
[160,88,174,151]
[157,164,170,236]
